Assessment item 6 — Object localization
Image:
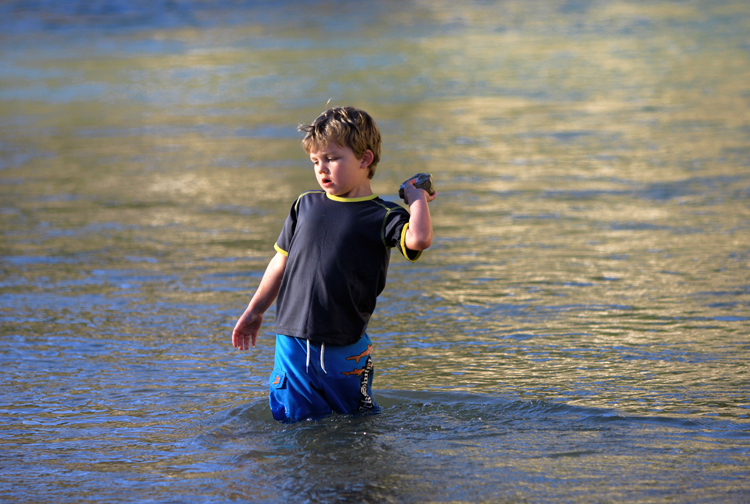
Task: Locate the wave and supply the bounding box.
[203,388,750,444]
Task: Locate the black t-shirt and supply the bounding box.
[274,190,420,345]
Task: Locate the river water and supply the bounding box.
[1,1,749,502]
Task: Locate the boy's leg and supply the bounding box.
[318,334,379,415]
[269,335,332,422]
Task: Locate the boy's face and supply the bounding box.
[309,142,373,198]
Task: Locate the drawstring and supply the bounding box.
[320,343,327,374]
[306,339,311,373]
[305,340,327,374]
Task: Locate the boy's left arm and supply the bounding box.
[403,182,437,251]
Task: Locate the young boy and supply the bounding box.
[232,106,436,422]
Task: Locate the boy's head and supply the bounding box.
[299,106,381,179]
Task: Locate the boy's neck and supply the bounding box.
[331,180,373,199]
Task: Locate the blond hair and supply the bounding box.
[299,106,382,179]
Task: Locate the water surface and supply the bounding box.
[1,1,749,502]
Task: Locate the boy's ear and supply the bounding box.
[360,150,374,169]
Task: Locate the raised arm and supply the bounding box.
[232,251,287,350]
[403,181,437,251]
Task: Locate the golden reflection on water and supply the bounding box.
[1,0,748,420]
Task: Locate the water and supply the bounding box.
[1,0,749,502]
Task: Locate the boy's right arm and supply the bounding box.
[232,251,287,350]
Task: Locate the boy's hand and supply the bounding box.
[403,177,437,205]
[232,309,263,350]
[400,173,436,204]
[231,251,287,351]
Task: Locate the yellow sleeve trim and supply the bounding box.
[400,223,422,263]
[274,243,289,257]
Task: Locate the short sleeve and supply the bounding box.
[274,197,299,256]
[383,206,422,262]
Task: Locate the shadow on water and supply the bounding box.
[199,390,750,504]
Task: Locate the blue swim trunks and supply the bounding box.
[269,334,378,422]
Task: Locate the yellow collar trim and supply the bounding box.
[326,193,378,203]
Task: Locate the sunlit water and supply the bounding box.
[1,1,749,502]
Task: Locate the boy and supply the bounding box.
[232,106,436,422]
